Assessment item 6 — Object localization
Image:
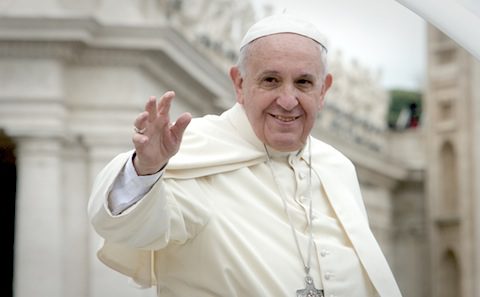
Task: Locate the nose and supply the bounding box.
[276,84,299,111]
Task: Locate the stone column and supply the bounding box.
[14,136,63,297]
[61,140,90,297]
[1,54,67,297]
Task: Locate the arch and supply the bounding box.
[439,141,459,217]
[438,249,461,297]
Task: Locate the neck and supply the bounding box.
[264,142,307,160]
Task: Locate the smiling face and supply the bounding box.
[230,33,333,152]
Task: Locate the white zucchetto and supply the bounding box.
[240,14,328,51]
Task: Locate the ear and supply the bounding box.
[321,73,333,95]
[318,73,333,110]
[229,66,244,104]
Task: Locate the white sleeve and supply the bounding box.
[108,153,164,215]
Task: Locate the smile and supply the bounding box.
[271,114,300,122]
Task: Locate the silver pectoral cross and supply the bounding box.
[296,275,324,297]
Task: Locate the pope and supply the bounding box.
[88,14,403,297]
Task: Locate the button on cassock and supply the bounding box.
[320,249,329,257]
[324,272,334,280]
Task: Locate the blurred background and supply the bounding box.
[0,0,479,296]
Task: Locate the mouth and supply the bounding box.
[270,114,300,122]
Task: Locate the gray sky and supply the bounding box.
[252,0,427,91]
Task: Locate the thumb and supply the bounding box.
[170,112,192,141]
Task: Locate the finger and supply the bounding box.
[132,133,149,146]
[134,111,149,131]
[157,91,176,117]
[145,96,157,122]
[170,112,192,140]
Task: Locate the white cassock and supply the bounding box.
[88,103,402,297]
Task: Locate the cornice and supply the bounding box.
[0,16,233,110]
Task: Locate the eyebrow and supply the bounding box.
[296,73,316,81]
[256,71,317,80]
[256,70,280,78]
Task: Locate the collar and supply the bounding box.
[165,103,310,179]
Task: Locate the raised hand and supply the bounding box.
[132,91,192,175]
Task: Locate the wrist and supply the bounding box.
[132,152,168,176]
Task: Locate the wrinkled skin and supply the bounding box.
[230,33,333,152]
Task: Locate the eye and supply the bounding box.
[296,79,313,89]
[264,77,278,83]
[260,76,280,88]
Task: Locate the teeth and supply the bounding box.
[275,115,296,122]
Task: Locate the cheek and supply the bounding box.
[318,98,325,110]
[243,99,262,122]
[244,92,268,113]
[236,88,246,104]
[248,103,266,124]
[300,97,321,114]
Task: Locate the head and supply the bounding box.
[230,15,333,152]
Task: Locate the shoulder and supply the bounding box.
[310,137,354,169]
[184,110,235,139]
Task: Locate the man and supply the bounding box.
[88,14,402,297]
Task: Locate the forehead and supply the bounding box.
[246,33,324,75]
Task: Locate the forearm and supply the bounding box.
[87,150,134,223]
[109,152,163,215]
[87,151,173,249]
[90,177,174,249]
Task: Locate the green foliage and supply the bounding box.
[387,89,423,129]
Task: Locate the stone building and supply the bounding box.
[0,1,234,297]
[2,1,474,297]
[424,25,480,297]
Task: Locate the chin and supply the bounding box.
[268,140,303,152]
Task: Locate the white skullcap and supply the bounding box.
[240,14,328,51]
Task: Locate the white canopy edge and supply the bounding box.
[395,0,480,60]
